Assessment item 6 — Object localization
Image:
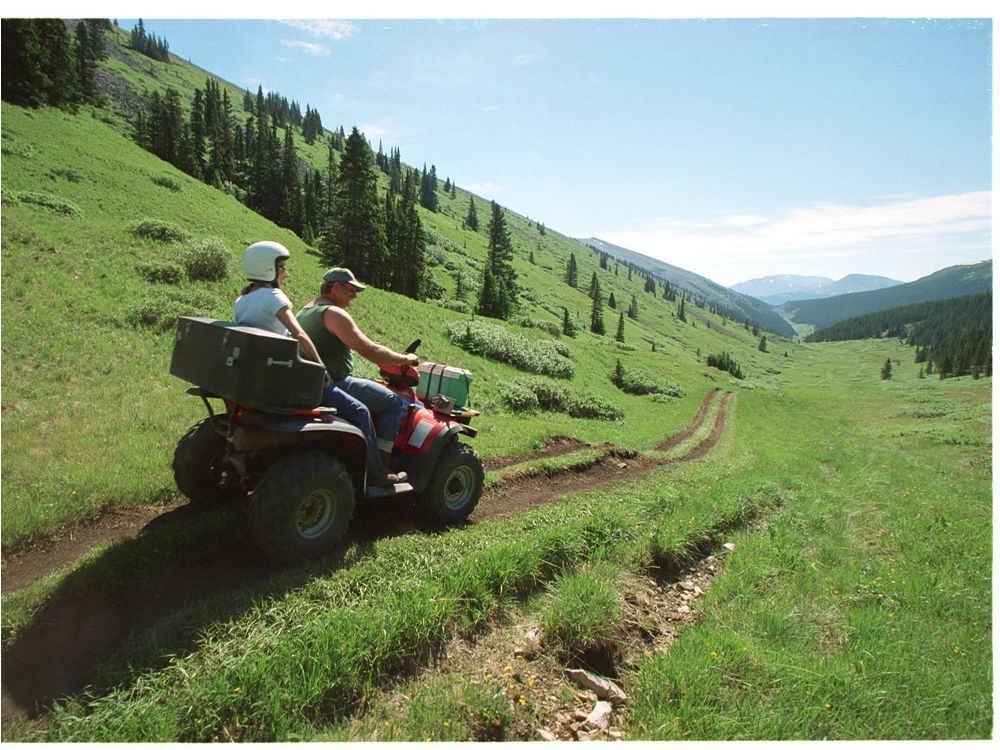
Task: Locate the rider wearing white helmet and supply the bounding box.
[234,241,405,486]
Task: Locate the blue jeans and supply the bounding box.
[335,376,407,453]
[319,385,385,476]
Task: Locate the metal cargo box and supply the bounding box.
[170,316,324,409]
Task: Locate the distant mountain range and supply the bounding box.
[779,260,992,331]
[731,274,902,306]
[575,238,796,338]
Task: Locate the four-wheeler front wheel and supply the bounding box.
[247,451,355,561]
[420,442,484,524]
[172,416,244,505]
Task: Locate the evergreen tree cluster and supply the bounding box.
[320,128,431,300]
[807,293,992,378]
[2,18,109,108]
[134,80,339,244]
[241,87,308,131]
[706,352,744,379]
[130,19,169,61]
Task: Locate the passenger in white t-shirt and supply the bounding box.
[233,241,405,486]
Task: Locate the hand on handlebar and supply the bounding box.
[402,353,419,366]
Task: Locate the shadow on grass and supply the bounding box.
[0,496,451,720]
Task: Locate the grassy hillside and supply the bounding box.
[780,260,992,329]
[1,100,782,548]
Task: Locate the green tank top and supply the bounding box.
[297,303,354,379]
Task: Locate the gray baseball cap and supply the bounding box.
[323,267,366,290]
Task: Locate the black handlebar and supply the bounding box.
[404,339,421,354]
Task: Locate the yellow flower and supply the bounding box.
[518,696,527,706]
[825,703,832,710]
[233,688,241,693]
[710,651,718,658]
[528,678,536,686]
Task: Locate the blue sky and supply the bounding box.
[109,9,994,286]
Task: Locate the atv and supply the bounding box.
[169,316,484,561]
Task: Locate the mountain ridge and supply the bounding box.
[779,260,992,330]
[731,273,902,306]
[575,237,796,338]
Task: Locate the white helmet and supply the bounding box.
[241,241,290,283]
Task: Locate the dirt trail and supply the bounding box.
[0,389,732,723]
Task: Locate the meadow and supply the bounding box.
[0,93,991,740]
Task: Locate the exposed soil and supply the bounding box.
[0,388,732,725]
[351,542,736,741]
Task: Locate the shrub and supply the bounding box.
[51,167,84,183]
[564,392,624,421]
[129,219,188,243]
[610,358,685,397]
[6,191,80,216]
[151,174,182,192]
[180,238,232,281]
[446,320,574,379]
[503,376,623,421]
[441,298,471,314]
[517,317,562,338]
[499,381,540,412]
[137,260,184,284]
[120,289,217,332]
[1,138,35,158]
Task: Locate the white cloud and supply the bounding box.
[280,20,357,40]
[464,181,503,197]
[597,191,991,285]
[359,122,397,141]
[279,39,331,56]
[512,53,539,67]
[481,104,501,112]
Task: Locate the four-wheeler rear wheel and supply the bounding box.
[420,442,484,523]
[247,451,355,561]
[172,416,244,505]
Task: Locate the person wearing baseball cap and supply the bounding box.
[298,268,418,485]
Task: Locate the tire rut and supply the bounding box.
[0,389,734,724]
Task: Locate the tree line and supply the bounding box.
[2,18,110,108]
[807,293,992,378]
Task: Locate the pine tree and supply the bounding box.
[612,358,625,387]
[465,195,479,231]
[608,291,617,309]
[758,335,768,353]
[677,295,687,322]
[881,358,892,380]
[75,21,99,103]
[321,127,388,286]
[562,307,576,337]
[389,170,427,299]
[590,274,605,335]
[477,201,516,319]
[628,294,639,320]
[565,252,578,288]
[189,88,207,179]
[279,125,303,233]
[615,311,626,342]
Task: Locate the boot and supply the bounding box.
[369,468,408,487]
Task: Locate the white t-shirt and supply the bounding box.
[233,287,293,336]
